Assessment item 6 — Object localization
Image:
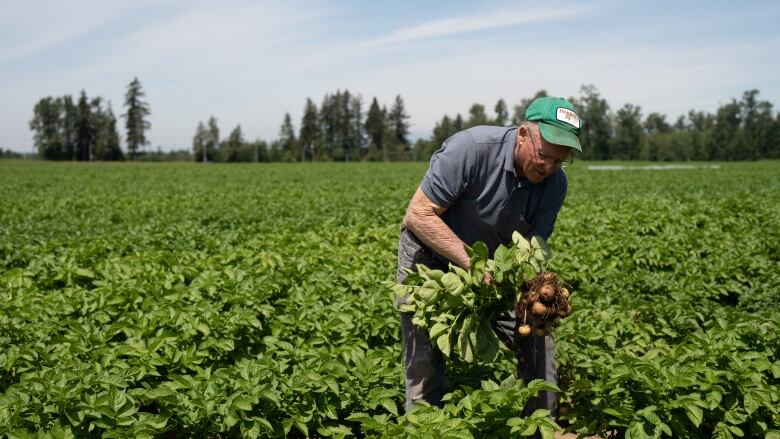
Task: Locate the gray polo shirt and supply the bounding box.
[420,125,567,255]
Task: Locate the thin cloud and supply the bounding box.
[0,1,155,64]
[66,2,332,81]
[361,4,591,47]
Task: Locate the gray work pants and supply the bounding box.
[397,227,557,414]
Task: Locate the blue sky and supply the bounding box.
[2,0,779,153]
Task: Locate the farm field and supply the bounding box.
[1,160,779,438]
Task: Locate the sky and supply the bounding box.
[2,0,780,153]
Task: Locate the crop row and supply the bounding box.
[1,161,778,438]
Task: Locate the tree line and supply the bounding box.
[27,81,780,162]
[414,86,780,161]
[192,91,412,163]
[27,78,150,161]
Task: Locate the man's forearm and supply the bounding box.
[406,215,470,269]
[402,187,470,269]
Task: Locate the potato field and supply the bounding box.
[1,161,779,438]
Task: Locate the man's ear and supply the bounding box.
[517,125,528,145]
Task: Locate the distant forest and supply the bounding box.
[24,80,780,162]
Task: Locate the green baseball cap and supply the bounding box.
[524,96,583,152]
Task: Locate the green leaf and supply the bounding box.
[457,315,475,362]
[530,236,553,262]
[743,391,759,415]
[441,271,462,289]
[685,404,704,428]
[50,424,76,439]
[429,322,449,339]
[626,420,653,439]
[728,425,744,437]
[75,268,95,278]
[142,414,168,430]
[241,420,261,439]
[233,397,253,412]
[380,398,398,416]
[255,417,274,432]
[7,429,35,439]
[475,318,499,362]
[493,244,514,270]
[706,391,723,409]
[513,232,530,251]
[417,286,439,302]
[770,363,780,379]
[111,390,127,413]
[539,421,557,439]
[437,329,452,357]
[468,241,489,262]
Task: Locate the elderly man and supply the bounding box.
[397,96,582,414]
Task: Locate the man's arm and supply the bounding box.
[402,186,471,269]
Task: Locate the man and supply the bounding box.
[397,96,582,414]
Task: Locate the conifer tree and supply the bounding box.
[122,77,151,160]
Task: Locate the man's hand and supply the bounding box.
[482,271,494,285]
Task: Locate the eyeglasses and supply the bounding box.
[527,129,574,168]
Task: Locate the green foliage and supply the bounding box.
[350,378,560,438]
[29,92,122,161]
[392,234,552,363]
[0,161,779,437]
[553,161,780,437]
[122,77,151,160]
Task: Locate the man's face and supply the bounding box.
[514,124,572,183]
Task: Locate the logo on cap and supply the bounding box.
[556,108,580,129]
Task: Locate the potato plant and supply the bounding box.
[391,233,574,363]
[0,161,778,438]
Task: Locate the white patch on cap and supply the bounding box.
[556,108,580,128]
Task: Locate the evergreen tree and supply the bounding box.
[101,103,123,160]
[207,116,220,162]
[710,100,741,160]
[62,95,77,160]
[29,97,65,160]
[643,112,670,161]
[673,115,686,131]
[192,121,209,162]
[738,89,774,160]
[123,77,151,160]
[433,115,458,147]
[575,85,611,160]
[688,110,714,160]
[348,93,364,160]
[75,90,94,161]
[249,139,269,162]
[387,95,410,160]
[512,90,548,125]
[299,98,319,161]
[494,99,508,126]
[644,113,671,135]
[453,113,465,132]
[221,125,244,162]
[412,138,435,162]
[424,114,456,160]
[278,112,297,161]
[90,97,107,160]
[467,103,489,128]
[319,91,337,160]
[771,112,780,159]
[611,103,644,160]
[364,97,386,161]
